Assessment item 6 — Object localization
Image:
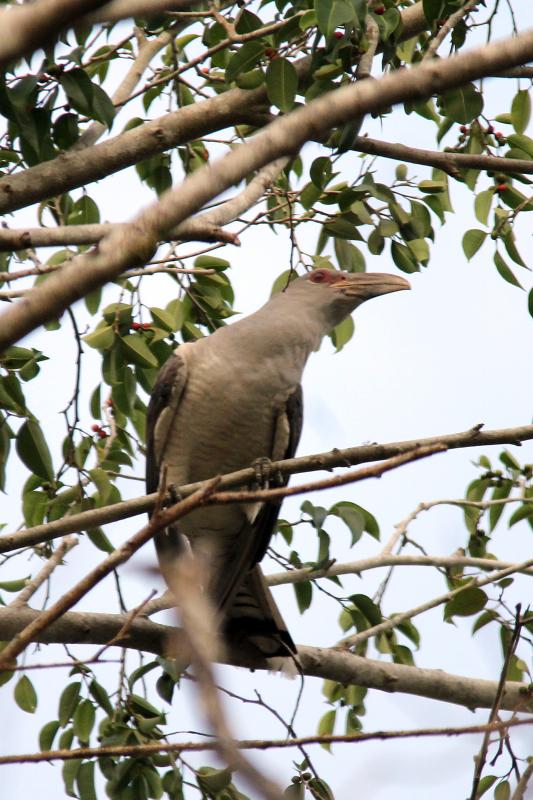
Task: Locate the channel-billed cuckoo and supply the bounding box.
[146,269,409,663]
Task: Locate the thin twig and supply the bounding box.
[0,718,529,766]
[10,536,78,608]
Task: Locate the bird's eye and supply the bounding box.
[310,270,326,283]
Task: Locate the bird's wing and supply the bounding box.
[145,351,189,573]
[222,385,303,658]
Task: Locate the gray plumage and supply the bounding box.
[146,268,410,661]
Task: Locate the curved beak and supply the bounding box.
[332,272,411,301]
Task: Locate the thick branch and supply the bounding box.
[0,0,109,68]
[0,157,287,252]
[1,29,533,348]
[0,423,531,553]
[353,135,533,178]
[0,606,530,712]
[0,3,433,217]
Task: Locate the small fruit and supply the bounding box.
[334,30,344,39]
[98,430,108,439]
[374,5,385,14]
[495,183,507,192]
[495,131,504,140]
[131,322,141,330]
[142,322,152,330]
[459,125,468,134]
[91,423,101,432]
[265,47,278,59]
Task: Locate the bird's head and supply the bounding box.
[285,268,411,332]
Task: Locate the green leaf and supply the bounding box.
[16,419,54,481]
[14,675,38,713]
[88,679,113,715]
[77,761,97,800]
[63,758,82,798]
[503,231,528,269]
[494,780,510,800]
[226,42,265,84]
[444,587,488,620]
[197,767,232,795]
[440,83,483,124]
[489,481,512,531]
[511,89,531,135]
[39,720,60,751]
[294,580,313,614]
[529,288,533,318]
[59,682,82,727]
[462,229,487,261]
[330,314,354,351]
[350,594,382,625]
[83,324,114,351]
[391,240,419,273]
[315,0,355,38]
[317,709,336,751]
[73,699,95,743]
[0,576,29,591]
[308,777,335,800]
[477,775,497,797]
[330,501,364,544]
[494,251,523,289]
[474,190,493,226]
[266,57,297,112]
[121,333,159,369]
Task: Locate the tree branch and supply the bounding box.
[0,719,529,766]
[1,28,532,348]
[353,135,533,178]
[338,557,533,649]
[0,423,531,553]
[266,553,533,587]
[0,607,531,712]
[423,0,479,62]
[0,479,219,669]
[0,2,457,218]
[0,0,110,68]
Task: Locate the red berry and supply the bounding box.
[495,183,507,192]
[91,423,101,432]
[495,131,504,139]
[334,31,343,39]
[201,67,209,74]
[459,125,468,134]
[374,5,385,14]
[142,322,151,330]
[98,430,108,439]
[265,47,278,59]
[131,322,141,330]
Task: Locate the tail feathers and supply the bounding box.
[223,566,298,663]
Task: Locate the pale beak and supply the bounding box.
[332,272,411,300]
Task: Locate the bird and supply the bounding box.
[146,268,410,665]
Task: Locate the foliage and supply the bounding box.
[0,1,531,799]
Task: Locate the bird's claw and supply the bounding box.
[251,457,283,489]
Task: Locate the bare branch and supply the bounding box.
[353,135,533,178]
[0,718,529,766]
[0,607,531,712]
[1,28,532,348]
[338,557,533,649]
[512,762,533,800]
[1,423,531,553]
[9,536,78,608]
[266,553,533,587]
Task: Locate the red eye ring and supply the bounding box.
[310,270,327,283]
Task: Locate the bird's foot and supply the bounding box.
[251,457,283,489]
[252,456,273,489]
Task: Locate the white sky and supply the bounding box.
[1,4,532,798]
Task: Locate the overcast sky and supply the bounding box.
[1,5,532,798]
